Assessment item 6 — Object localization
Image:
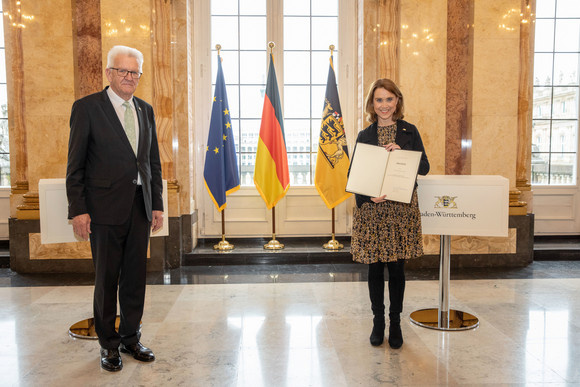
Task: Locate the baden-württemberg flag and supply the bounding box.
[203,54,240,211]
[314,53,352,209]
[254,53,290,209]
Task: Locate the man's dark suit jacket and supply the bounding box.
[66,86,163,225]
[350,119,430,208]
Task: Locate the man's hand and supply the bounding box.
[151,210,164,233]
[72,213,91,241]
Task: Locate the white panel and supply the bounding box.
[534,193,575,220]
[533,187,580,234]
[418,175,509,237]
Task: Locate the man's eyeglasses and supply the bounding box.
[110,68,142,79]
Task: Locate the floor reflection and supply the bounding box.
[2,262,580,385]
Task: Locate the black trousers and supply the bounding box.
[89,187,150,349]
[368,260,406,318]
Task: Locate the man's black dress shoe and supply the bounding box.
[100,348,122,372]
[120,342,155,362]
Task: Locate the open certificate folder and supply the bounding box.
[346,143,422,203]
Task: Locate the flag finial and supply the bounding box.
[268,41,275,54]
[216,44,221,56]
[329,44,335,56]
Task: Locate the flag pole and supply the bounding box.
[262,41,284,250]
[214,209,234,250]
[323,207,343,250]
[264,205,284,249]
[321,45,344,250]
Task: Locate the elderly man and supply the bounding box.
[66,45,163,372]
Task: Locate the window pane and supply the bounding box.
[555,19,580,52]
[534,19,554,52]
[532,120,551,152]
[285,119,311,151]
[0,154,9,187]
[552,87,578,119]
[240,85,266,118]
[0,84,7,118]
[226,85,239,118]
[0,119,8,152]
[284,51,310,84]
[212,16,239,50]
[311,17,338,50]
[531,152,550,184]
[312,0,338,16]
[240,16,266,50]
[551,121,577,152]
[284,85,310,118]
[289,154,311,185]
[553,53,579,86]
[284,0,310,15]
[211,0,238,15]
[240,51,267,84]
[550,153,576,184]
[311,153,318,180]
[533,53,553,85]
[0,16,4,47]
[240,119,260,153]
[212,51,239,84]
[284,17,310,50]
[312,118,321,149]
[230,118,240,152]
[536,0,555,18]
[312,51,336,84]
[533,87,552,119]
[556,0,580,18]
[240,0,266,15]
[311,85,326,119]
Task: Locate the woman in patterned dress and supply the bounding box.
[351,79,430,348]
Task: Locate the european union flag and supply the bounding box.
[203,55,240,211]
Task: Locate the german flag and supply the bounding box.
[254,54,290,209]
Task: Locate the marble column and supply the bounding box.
[151,0,180,217]
[359,0,400,126]
[71,0,102,99]
[445,0,474,175]
[514,0,535,214]
[3,0,30,217]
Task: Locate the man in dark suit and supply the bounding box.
[66,45,163,372]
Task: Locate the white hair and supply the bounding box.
[106,45,144,72]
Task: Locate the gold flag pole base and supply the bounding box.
[214,235,234,251]
[264,234,284,250]
[323,234,343,250]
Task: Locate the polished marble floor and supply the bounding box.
[1,261,580,386]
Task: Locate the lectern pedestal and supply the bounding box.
[410,235,479,331]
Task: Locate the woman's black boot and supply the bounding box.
[370,315,385,346]
[388,312,403,349]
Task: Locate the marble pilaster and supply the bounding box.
[72,0,102,99]
[516,0,535,213]
[359,0,400,126]
[445,0,473,175]
[3,0,29,217]
[151,0,179,217]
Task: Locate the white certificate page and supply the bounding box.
[345,143,389,198]
[380,149,421,203]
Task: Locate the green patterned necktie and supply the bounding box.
[122,101,137,154]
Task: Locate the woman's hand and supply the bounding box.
[371,195,387,203]
[384,143,400,152]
